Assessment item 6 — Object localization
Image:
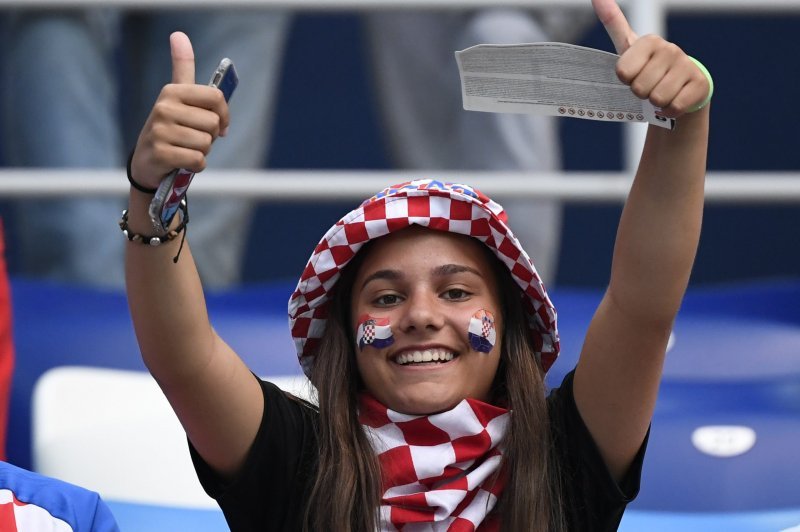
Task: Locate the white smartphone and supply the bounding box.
[148,58,239,233]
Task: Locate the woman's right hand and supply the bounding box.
[130,32,230,191]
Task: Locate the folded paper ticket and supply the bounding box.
[456,42,674,130]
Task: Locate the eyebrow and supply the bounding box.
[360,269,402,290]
[432,264,482,278]
[360,264,482,291]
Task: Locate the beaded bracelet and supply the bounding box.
[119,199,189,263]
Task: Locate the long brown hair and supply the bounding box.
[489,252,566,531]
[304,237,564,531]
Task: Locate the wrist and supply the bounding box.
[687,57,714,113]
[127,149,159,195]
[120,198,190,263]
[120,199,188,246]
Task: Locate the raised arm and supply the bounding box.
[573,0,711,481]
[126,32,263,479]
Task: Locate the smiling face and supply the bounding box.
[350,225,503,415]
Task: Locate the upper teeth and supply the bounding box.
[395,349,455,365]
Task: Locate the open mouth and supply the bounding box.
[393,348,458,366]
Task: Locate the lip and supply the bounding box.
[389,344,460,369]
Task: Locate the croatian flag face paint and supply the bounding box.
[356,315,395,351]
[468,309,496,353]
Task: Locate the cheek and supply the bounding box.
[466,309,497,354]
[355,314,395,352]
[355,349,389,394]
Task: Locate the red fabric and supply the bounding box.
[359,393,509,531]
[0,219,14,461]
[0,498,20,532]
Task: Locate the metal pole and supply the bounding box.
[623,0,667,172]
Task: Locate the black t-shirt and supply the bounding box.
[190,370,647,531]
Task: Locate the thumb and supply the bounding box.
[591,0,637,54]
[170,31,195,85]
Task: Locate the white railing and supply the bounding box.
[1,170,799,203]
[1,0,799,201]
[3,0,800,10]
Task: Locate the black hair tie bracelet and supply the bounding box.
[126,150,158,195]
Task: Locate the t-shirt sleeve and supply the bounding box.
[90,496,122,532]
[189,374,318,532]
[547,369,649,531]
[0,461,121,532]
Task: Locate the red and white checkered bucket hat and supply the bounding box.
[289,179,559,377]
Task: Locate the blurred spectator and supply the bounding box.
[1,10,289,289]
[365,8,595,283]
[2,8,593,288]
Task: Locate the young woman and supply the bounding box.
[123,0,711,529]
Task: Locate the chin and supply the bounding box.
[389,389,463,416]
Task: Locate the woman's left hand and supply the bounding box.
[592,0,711,118]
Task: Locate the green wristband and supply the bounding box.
[688,56,714,113]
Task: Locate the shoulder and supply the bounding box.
[547,369,619,465]
[190,379,319,531]
[544,370,648,530]
[260,378,319,421]
[193,376,319,489]
[545,369,577,418]
[257,378,320,464]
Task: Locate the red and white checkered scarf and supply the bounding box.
[359,393,510,531]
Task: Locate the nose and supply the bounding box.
[398,291,446,333]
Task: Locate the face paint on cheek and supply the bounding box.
[468,309,496,353]
[356,314,395,351]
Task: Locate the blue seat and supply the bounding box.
[620,508,800,532]
[8,279,302,470]
[632,283,800,512]
[105,501,228,532]
[545,281,800,514]
[633,409,800,512]
[9,278,800,528]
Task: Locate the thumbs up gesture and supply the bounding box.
[131,32,230,191]
[592,0,710,118]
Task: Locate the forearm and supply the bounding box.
[124,189,216,384]
[609,107,710,324]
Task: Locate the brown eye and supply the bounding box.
[442,288,470,301]
[375,294,401,306]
